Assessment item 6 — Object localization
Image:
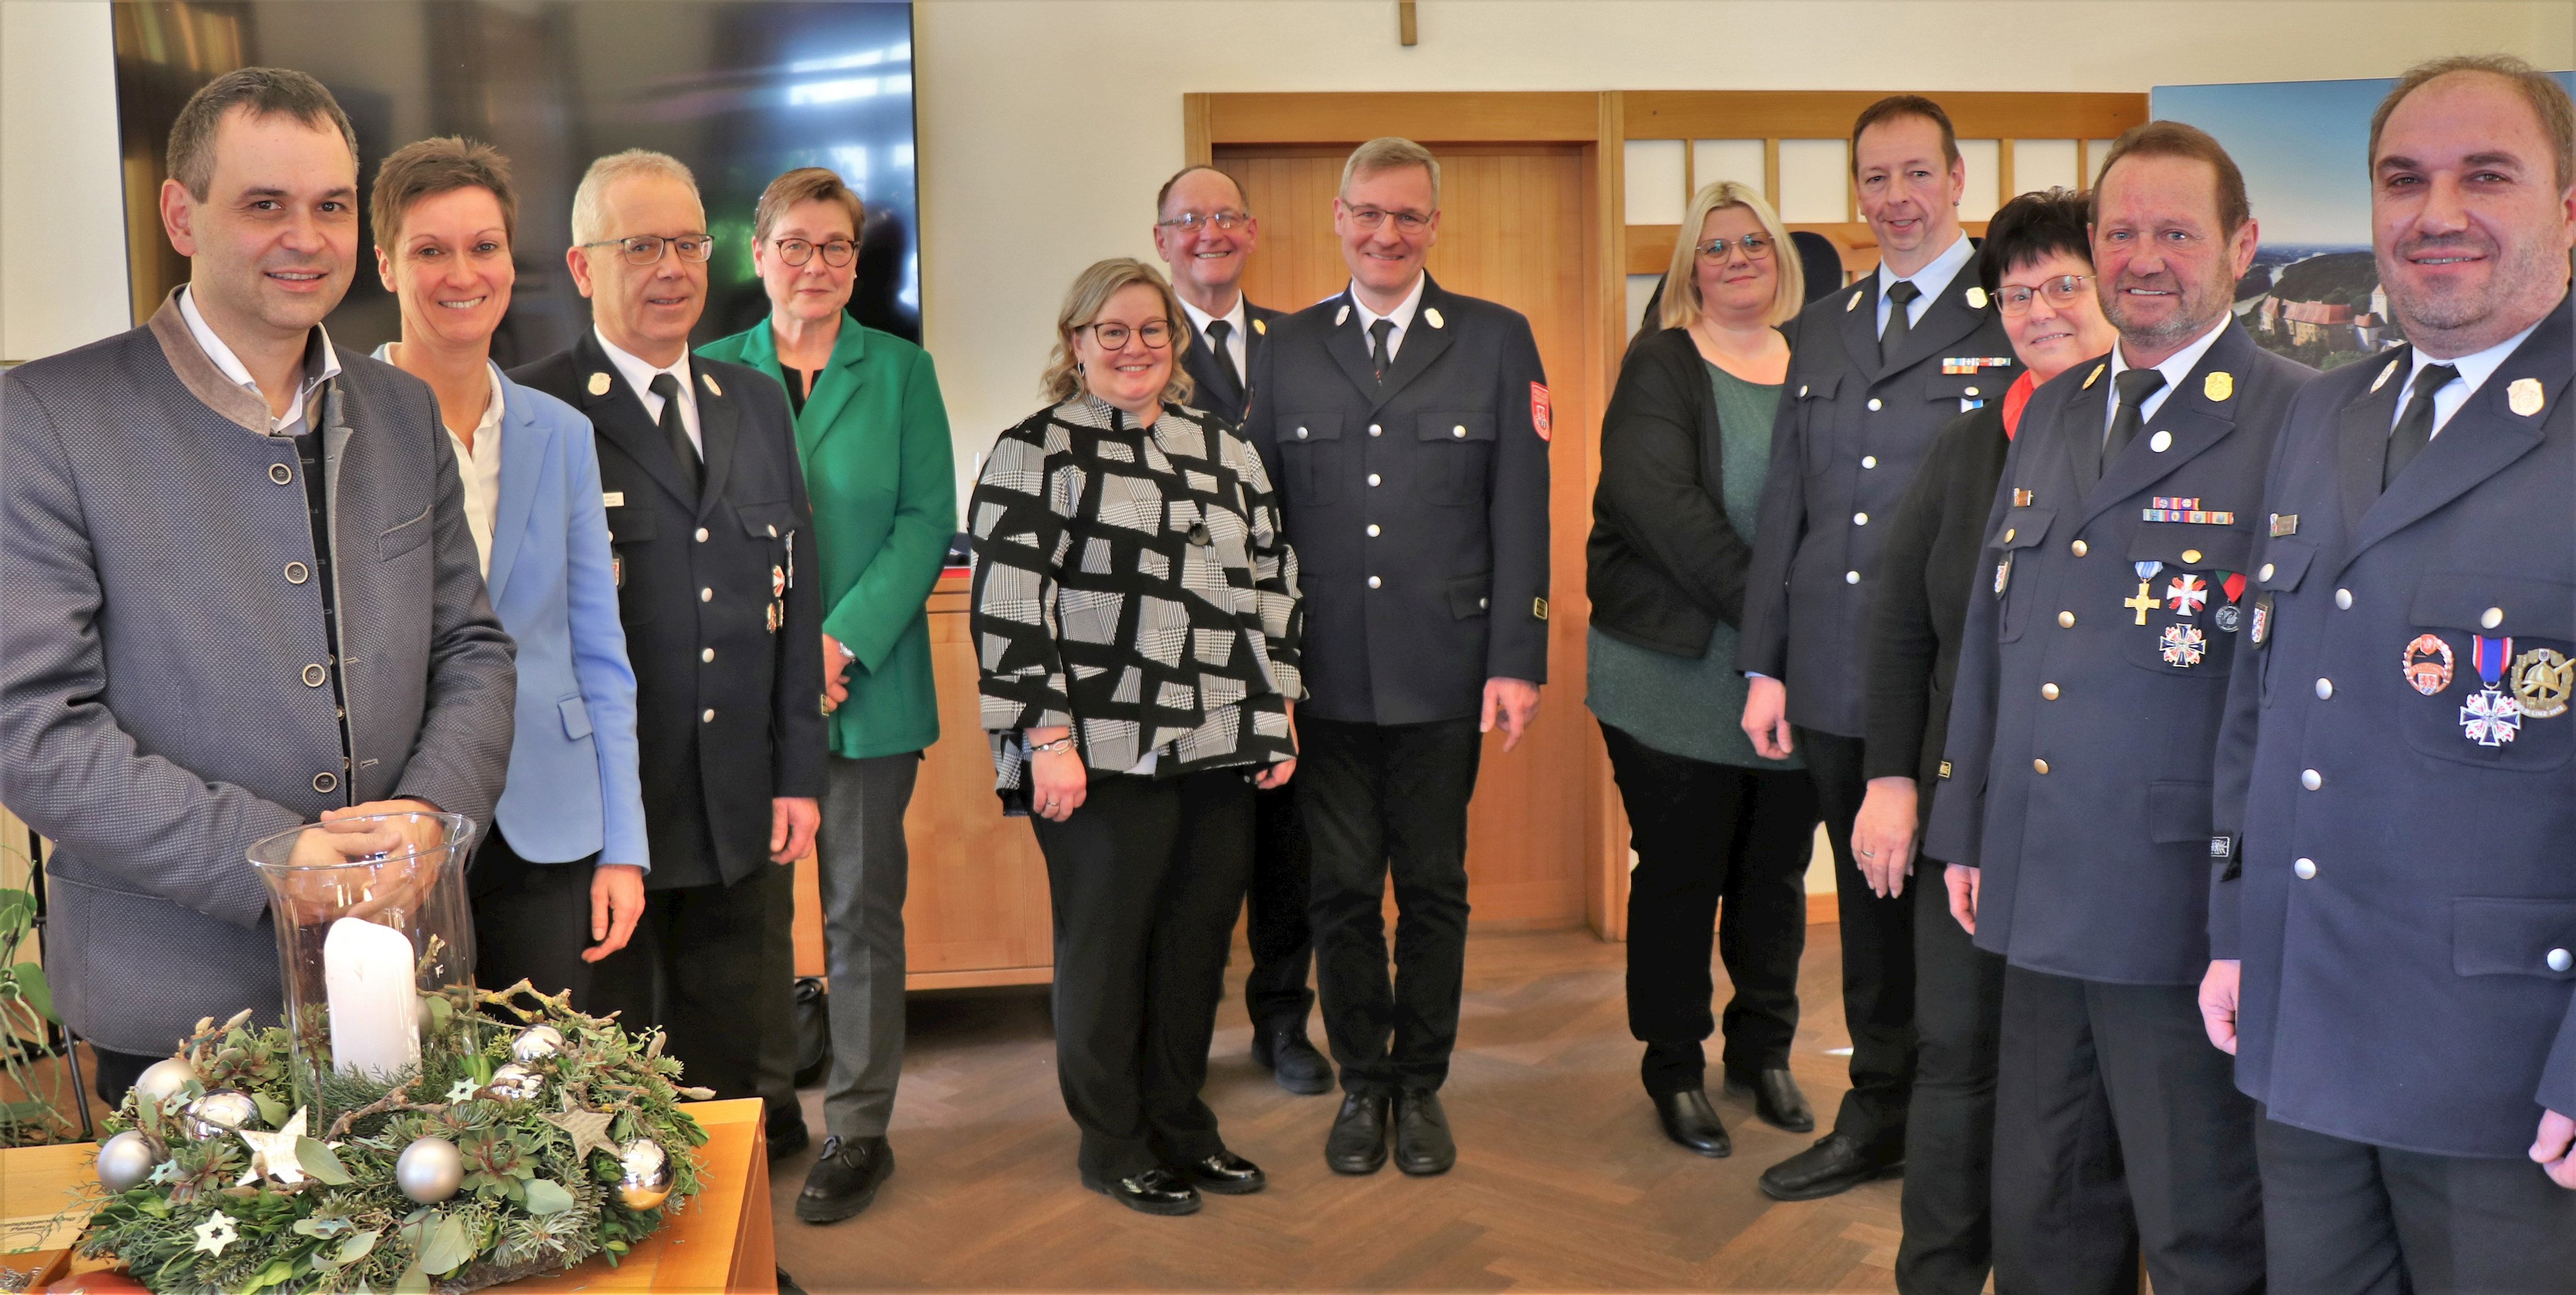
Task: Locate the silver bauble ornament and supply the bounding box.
[95,1129,164,1193]
[182,1088,262,1141]
[132,1057,197,1109]
[614,1137,672,1210]
[394,1135,465,1203]
[483,1062,542,1103]
[509,1024,565,1062]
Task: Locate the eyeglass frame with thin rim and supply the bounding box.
[1155,210,1250,234]
[575,233,715,266]
[1082,320,1176,350]
[1338,203,1434,235]
[1992,274,2097,316]
[769,236,857,268]
[1695,233,1776,262]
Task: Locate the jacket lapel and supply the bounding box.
[1836,279,1880,381]
[2334,350,2409,533]
[1369,275,1458,414]
[1323,289,1384,407]
[799,330,867,455]
[2058,354,2113,491]
[694,364,738,521]
[574,331,694,507]
[2081,325,2258,529]
[1879,274,1994,381]
[484,365,550,602]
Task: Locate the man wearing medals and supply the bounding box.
[2201,57,2576,1290]
[1924,121,2314,1294]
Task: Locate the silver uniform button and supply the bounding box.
[2294,858,2317,880]
[1479,597,1489,609]
[2315,678,2334,699]
[1965,386,1980,397]
[696,527,709,543]
[701,648,715,663]
[1367,575,1382,589]
[1368,424,1382,437]
[1867,398,1882,411]
[285,562,310,584]
[269,463,294,484]
[2551,948,2573,973]
[2072,540,2088,557]
[2259,563,2275,581]
[768,525,779,538]
[700,587,713,602]
[2336,588,2353,610]
[1845,570,1861,585]
[1453,425,1467,438]
[1366,524,1381,537]
[2301,769,2323,791]
[701,708,716,723]
[1296,427,1309,440]
[1368,474,1382,487]
[2482,606,2504,629]
[302,664,326,687]
[1853,512,1870,526]
[1862,455,1877,469]
[2058,611,2076,628]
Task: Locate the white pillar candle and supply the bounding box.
[323,917,421,1079]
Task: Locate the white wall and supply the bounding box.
[0,1,128,364]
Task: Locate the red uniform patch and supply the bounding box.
[1530,382,1552,441]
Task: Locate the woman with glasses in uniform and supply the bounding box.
[1852,188,2115,1295]
[701,167,956,1227]
[1588,179,1819,1160]
[968,258,1302,1217]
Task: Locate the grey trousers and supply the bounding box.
[795,752,920,1138]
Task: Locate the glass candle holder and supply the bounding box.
[247,811,479,1112]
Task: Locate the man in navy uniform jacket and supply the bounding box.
[1927,122,2313,1294]
[2202,57,2576,1291]
[1243,137,1548,1179]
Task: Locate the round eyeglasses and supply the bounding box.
[1341,205,1433,235]
[1696,234,1774,262]
[1994,274,2096,316]
[575,234,714,266]
[772,237,856,268]
[1085,320,1174,350]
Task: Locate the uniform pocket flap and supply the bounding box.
[1992,506,2053,552]
[2127,526,2253,574]
[1794,373,1840,402]
[1282,412,1343,443]
[2255,538,2316,592]
[1417,411,1496,442]
[2146,780,2213,845]
[2452,898,2576,979]
[604,504,658,544]
[377,503,434,559]
[1448,571,1492,620]
[1924,372,2006,403]
[2411,572,2576,640]
[738,500,798,538]
[558,694,593,740]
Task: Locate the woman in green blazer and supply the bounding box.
[699,167,955,1228]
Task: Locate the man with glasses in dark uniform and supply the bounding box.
[513,150,826,1133]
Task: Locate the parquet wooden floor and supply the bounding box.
[768,925,1906,1294]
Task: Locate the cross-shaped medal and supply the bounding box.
[2124,581,2158,625]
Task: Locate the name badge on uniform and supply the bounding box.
[2270,513,2298,537]
[603,491,625,508]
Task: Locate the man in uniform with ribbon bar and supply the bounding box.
[1926,120,2313,1294]
[2201,56,2576,1291]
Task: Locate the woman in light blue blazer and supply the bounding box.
[370,137,648,1006]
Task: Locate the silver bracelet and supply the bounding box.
[1029,734,1075,755]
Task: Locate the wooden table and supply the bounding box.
[1,1099,774,1293]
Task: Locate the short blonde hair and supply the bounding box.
[1041,258,1197,408]
[752,165,864,247]
[570,148,699,246]
[1340,136,1440,208]
[1660,181,1804,331]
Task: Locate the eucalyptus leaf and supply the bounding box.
[296,1137,353,1186]
[523,1177,575,1216]
[291,1215,353,1239]
[253,1094,288,1128]
[238,1257,298,1294]
[420,1212,475,1276]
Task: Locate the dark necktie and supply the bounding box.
[2106,367,2167,462]
[1880,279,1921,366]
[650,372,701,496]
[1201,318,1244,409]
[2383,363,2459,491]
[1369,318,1396,384]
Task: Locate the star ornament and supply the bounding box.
[545,1096,619,1163]
[236,1106,309,1187]
[193,1209,240,1255]
[446,1078,486,1104]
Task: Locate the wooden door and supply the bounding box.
[1218,143,1595,931]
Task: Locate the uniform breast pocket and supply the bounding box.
[1415,411,1494,507]
[1795,374,1841,477]
[2399,572,2575,771]
[604,504,658,624]
[1924,370,2004,413]
[2120,526,2253,677]
[1277,413,1344,506]
[377,502,434,562]
[1990,506,2052,643]
[2250,538,2317,706]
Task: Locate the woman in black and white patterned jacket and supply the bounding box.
[968,257,1302,1217]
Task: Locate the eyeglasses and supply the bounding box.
[1085,320,1174,350]
[772,237,856,267]
[577,234,714,266]
[1696,233,1774,262]
[1994,274,2095,316]
[1156,210,1248,233]
[1341,204,1433,235]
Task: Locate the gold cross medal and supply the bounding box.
[2126,560,2163,625]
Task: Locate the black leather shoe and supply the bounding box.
[1250,1017,1334,1096]
[767,1114,813,1162]
[1758,1131,1903,1201]
[1650,1089,1731,1158]
[1393,1087,1457,1176]
[1082,1166,1202,1216]
[1723,1065,1816,1133]
[795,1135,893,1225]
[1180,1150,1267,1195]
[1324,1091,1391,1174]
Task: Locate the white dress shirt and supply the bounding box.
[178,285,340,437]
[1875,231,1976,337]
[1177,293,1249,389]
[596,327,702,458]
[373,343,506,575]
[2104,313,2233,440]
[1350,272,1428,364]
[2402,318,2545,440]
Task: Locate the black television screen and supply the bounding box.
[113,0,919,368]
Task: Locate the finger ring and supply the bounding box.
[1858,848,1876,857]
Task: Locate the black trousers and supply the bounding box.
[1601,722,1816,1094]
[2258,1111,2576,1295]
[468,827,601,1010]
[1301,714,1484,1094]
[587,862,791,1104]
[1243,781,1316,1027]
[1992,967,2263,1295]
[1796,727,1915,1152]
[90,1044,158,1109]
[1896,853,2008,1295]
[1031,770,1252,1181]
